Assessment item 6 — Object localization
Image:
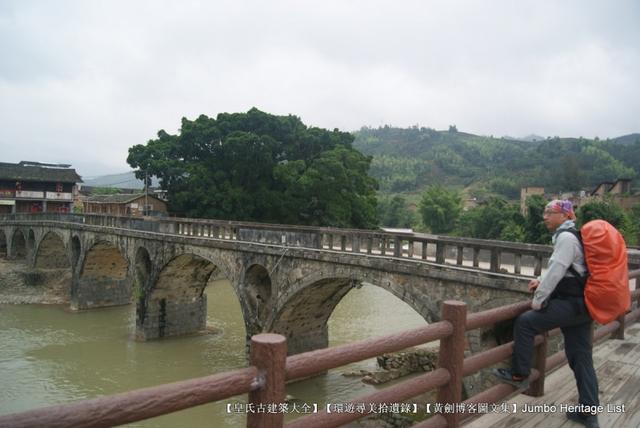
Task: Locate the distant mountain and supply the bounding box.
[520,134,546,142]
[612,133,640,146]
[353,127,640,199]
[501,134,546,142]
[82,172,159,189]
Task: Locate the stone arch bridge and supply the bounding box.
[2,213,638,356]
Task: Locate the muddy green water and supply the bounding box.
[0,281,429,427]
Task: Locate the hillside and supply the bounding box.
[82,172,159,189]
[353,127,640,199]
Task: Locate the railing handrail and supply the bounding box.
[6,213,639,279]
[2,270,638,428]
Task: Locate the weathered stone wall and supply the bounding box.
[73,277,132,309]
[237,227,321,248]
[138,295,207,340]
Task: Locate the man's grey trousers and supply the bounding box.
[512,296,599,407]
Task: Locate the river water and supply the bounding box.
[0,280,429,427]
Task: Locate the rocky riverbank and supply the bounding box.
[0,259,70,304]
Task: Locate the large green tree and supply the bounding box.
[457,197,525,241]
[419,185,462,233]
[127,108,378,228]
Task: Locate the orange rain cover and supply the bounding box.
[581,220,630,324]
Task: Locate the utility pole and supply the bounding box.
[144,170,148,216]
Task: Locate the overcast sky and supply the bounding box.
[1,0,638,178]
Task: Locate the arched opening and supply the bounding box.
[27,229,35,253]
[70,236,81,269]
[134,247,152,295]
[81,241,128,280]
[245,264,272,324]
[203,271,246,358]
[139,254,219,340]
[281,281,434,409]
[273,279,429,355]
[11,230,27,259]
[0,230,6,258]
[74,241,130,309]
[35,232,69,268]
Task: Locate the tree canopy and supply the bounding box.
[127,108,378,228]
[419,185,462,233]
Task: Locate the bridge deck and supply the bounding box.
[463,324,640,427]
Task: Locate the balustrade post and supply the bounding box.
[341,235,347,251]
[381,238,386,255]
[408,240,414,258]
[421,241,427,260]
[352,236,360,253]
[435,243,445,264]
[490,249,501,272]
[534,256,543,276]
[456,246,464,266]
[436,300,467,428]
[526,332,548,397]
[472,248,480,268]
[367,236,373,254]
[514,254,522,275]
[248,333,287,428]
[394,237,401,257]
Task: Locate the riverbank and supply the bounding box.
[0,259,69,304]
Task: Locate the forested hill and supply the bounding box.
[353,127,640,198]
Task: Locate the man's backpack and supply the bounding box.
[565,220,630,324]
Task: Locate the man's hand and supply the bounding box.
[528,279,539,293]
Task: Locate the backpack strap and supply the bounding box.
[556,227,586,279]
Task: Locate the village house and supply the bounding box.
[0,161,82,214]
[520,178,640,214]
[83,193,168,217]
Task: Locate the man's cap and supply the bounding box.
[545,199,575,219]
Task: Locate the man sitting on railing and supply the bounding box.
[492,199,599,428]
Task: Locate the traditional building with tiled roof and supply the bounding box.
[0,161,82,214]
[83,193,168,217]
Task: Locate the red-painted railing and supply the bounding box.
[1,270,638,428]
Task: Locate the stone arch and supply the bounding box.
[272,270,442,355]
[271,277,368,355]
[244,264,273,325]
[134,246,152,294]
[11,229,27,259]
[0,229,6,258]
[27,229,35,254]
[139,253,222,340]
[133,246,152,327]
[70,235,81,269]
[35,231,69,268]
[73,240,131,309]
[80,240,128,280]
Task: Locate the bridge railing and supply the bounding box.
[2,270,638,428]
[2,212,640,275]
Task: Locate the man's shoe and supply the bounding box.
[491,368,529,389]
[566,410,599,428]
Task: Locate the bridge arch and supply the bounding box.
[70,235,81,269]
[35,231,69,268]
[244,264,273,325]
[0,229,6,258]
[138,253,228,340]
[27,229,35,255]
[72,240,131,310]
[11,229,27,259]
[271,273,434,355]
